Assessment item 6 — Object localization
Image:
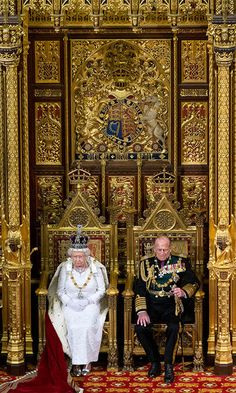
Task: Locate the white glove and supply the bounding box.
[78,298,89,309]
[67,298,89,311]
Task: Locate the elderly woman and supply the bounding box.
[48,226,108,377]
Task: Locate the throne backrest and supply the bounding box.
[134,231,197,277]
[46,228,112,276]
[131,191,198,278]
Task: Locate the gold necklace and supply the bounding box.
[155,277,174,288]
[70,268,93,298]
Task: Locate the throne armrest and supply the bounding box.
[194,288,205,319]
[106,271,119,296]
[35,271,49,296]
[122,273,135,298]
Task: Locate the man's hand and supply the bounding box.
[172,287,185,298]
[137,311,150,327]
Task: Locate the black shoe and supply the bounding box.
[164,364,174,384]
[148,362,161,378]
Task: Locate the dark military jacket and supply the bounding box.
[135,254,200,314]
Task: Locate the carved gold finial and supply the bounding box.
[152,167,175,195]
[68,165,91,188]
[51,0,64,32]
[91,0,103,32]
[129,0,143,33]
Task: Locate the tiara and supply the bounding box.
[70,225,89,249]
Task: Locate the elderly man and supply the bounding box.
[135,236,199,383]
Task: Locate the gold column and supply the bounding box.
[122,208,136,370]
[207,259,217,356]
[3,62,25,374]
[64,33,70,196]
[172,29,178,191]
[216,53,230,222]
[101,154,106,217]
[207,37,216,219]
[207,18,236,373]
[214,267,234,374]
[234,51,236,218]
[232,45,236,359]
[21,12,33,356]
[168,0,179,194]
[0,63,9,355]
[105,205,119,370]
[0,17,27,373]
[207,20,218,362]
[136,154,142,217]
[214,39,235,375]
[124,207,136,276]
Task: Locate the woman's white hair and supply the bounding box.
[67,247,90,257]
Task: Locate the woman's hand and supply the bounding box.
[68,298,89,311]
[78,298,89,310]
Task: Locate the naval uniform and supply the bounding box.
[135,254,199,365]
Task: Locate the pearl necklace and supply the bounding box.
[69,268,93,298]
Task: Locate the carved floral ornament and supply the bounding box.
[207,23,236,65]
[0,25,23,64]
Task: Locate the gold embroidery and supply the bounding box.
[182,283,198,298]
[135,295,147,312]
[140,260,154,286]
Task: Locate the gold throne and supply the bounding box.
[36,168,119,370]
[122,170,205,371]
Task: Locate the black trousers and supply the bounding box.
[135,297,180,365]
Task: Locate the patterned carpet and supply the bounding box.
[0,370,17,386]
[1,363,236,393]
[75,363,236,393]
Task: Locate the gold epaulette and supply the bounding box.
[135,295,147,312]
[140,254,155,261]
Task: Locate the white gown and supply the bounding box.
[48,257,108,365]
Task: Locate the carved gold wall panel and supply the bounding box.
[181,175,207,221]
[35,41,60,83]
[72,39,171,158]
[181,102,208,165]
[36,176,63,224]
[108,176,136,221]
[144,175,167,207]
[79,175,100,211]
[181,41,207,83]
[35,102,62,165]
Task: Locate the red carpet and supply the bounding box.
[2,363,236,392]
[78,363,236,393]
[0,371,17,386]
